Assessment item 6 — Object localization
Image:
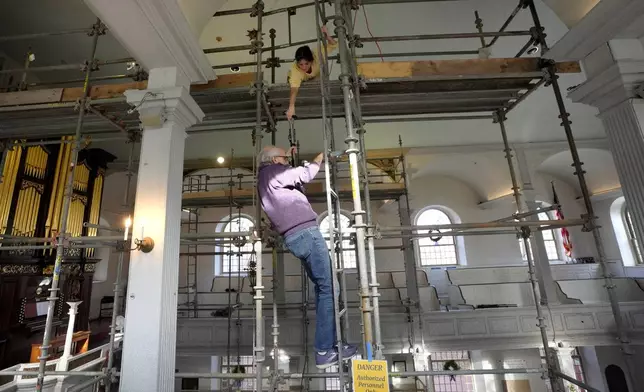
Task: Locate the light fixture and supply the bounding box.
[126,61,137,71]
[527,45,540,55]
[230,66,241,73]
[217,156,225,164]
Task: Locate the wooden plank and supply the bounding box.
[0,88,63,106]
[357,58,581,79]
[62,81,148,102]
[191,73,255,91]
[1,72,256,107]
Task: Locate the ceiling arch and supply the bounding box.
[537,148,620,194]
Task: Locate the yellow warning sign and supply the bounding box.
[352,359,390,392]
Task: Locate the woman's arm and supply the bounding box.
[321,25,337,45]
[287,87,299,120]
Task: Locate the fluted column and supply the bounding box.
[119,67,204,392]
[569,38,644,267]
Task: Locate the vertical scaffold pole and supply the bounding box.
[496,111,563,391]
[341,1,383,357]
[251,2,266,391]
[36,18,103,392]
[333,0,374,359]
[524,0,634,384]
[546,65,635,383]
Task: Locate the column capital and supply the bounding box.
[569,39,644,112]
[125,84,204,131]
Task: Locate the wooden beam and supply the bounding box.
[0,72,255,108]
[357,58,581,79]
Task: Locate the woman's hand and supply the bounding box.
[287,105,296,120]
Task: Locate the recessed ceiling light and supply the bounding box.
[217,156,225,164]
[230,66,241,73]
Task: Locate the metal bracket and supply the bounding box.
[265,57,281,69]
[250,1,265,17]
[350,34,364,48]
[89,21,107,36]
[519,226,531,239]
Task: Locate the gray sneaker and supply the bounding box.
[316,350,339,369]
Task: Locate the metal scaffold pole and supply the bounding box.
[333,0,375,359]
[251,2,266,391]
[35,18,104,392]
[341,1,383,358]
[546,63,636,383]
[315,1,351,390]
[496,111,563,392]
[522,0,635,385]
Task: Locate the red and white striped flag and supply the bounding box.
[552,182,573,258]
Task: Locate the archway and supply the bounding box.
[605,364,629,392]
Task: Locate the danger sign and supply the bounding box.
[352,359,389,392]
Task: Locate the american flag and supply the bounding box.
[552,182,572,258]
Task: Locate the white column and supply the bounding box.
[119,67,204,392]
[515,149,560,305]
[569,39,644,266]
[569,38,644,388]
[55,301,83,371]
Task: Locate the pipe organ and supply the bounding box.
[0,138,114,368]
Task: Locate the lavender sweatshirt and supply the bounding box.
[258,162,321,238]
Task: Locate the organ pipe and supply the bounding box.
[0,137,114,259]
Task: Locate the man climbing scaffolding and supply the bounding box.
[286,25,338,120]
[257,145,357,369]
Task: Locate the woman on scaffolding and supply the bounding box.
[286,25,338,120]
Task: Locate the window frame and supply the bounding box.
[414,206,461,267]
[429,351,475,392]
[518,206,567,264]
[318,210,358,270]
[622,205,643,265]
[610,196,643,267]
[214,214,256,276]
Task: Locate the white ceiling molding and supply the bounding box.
[84,0,215,84]
[568,60,644,112]
[546,0,644,61]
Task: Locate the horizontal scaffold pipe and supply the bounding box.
[0,28,94,42]
[174,368,545,380]
[0,370,105,377]
[378,218,586,232]
[361,30,531,42]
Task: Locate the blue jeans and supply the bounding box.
[284,226,336,352]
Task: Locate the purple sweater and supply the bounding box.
[258,162,321,238]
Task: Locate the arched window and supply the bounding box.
[623,206,642,265]
[216,215,255,275]
[611,197,643,267]
[415,208,458,266]
[519,211,561,262]
[319,212,357,269]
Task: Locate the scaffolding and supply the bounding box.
[0,1,632,392]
